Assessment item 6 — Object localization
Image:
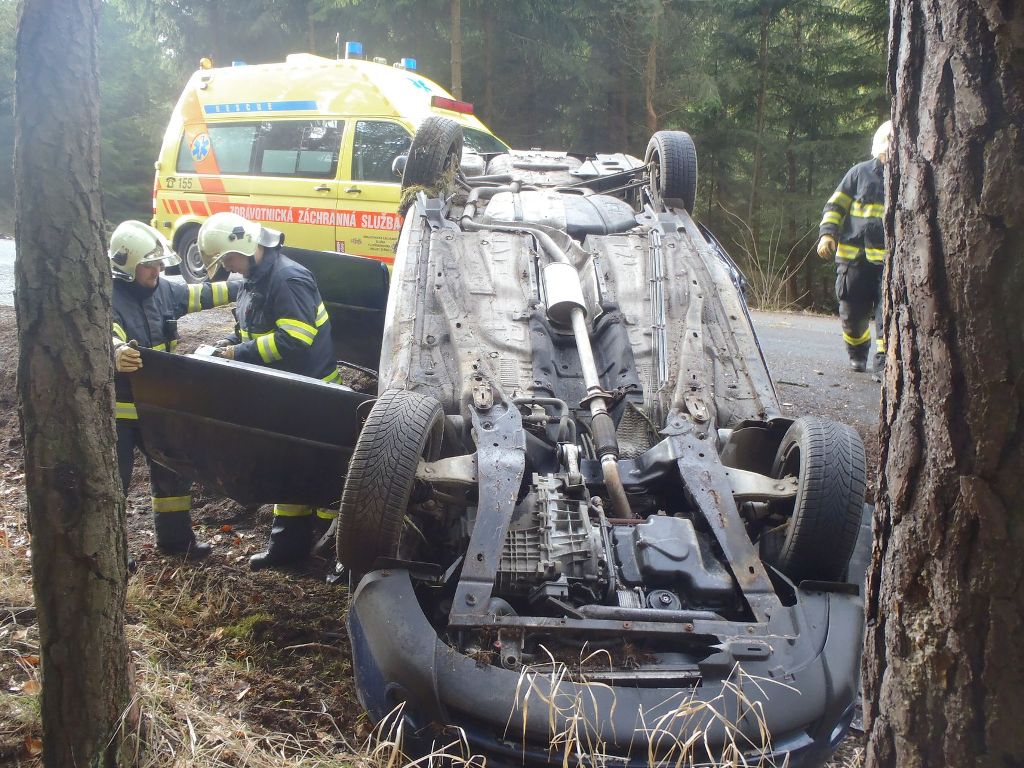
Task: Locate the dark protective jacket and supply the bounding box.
[113,276,239,420]
[819,157,887,265]
[229,247,339,382]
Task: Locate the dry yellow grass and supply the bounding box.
[0,511,865,767]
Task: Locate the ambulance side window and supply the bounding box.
[176,124,258,174]
[254,120,342,179]
[352,121,412,183]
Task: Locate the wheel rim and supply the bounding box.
[650,149,664,198]
[185,241,204,278]
[397,417,445,562]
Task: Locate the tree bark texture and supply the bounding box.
[14,0,134,766]
[863,1,1024,766]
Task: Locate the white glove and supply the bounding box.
[114,340,142,373]
[817,235,837,260]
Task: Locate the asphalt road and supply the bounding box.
[752,309,881,434]
[0,243,878,432]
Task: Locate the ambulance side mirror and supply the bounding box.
[392,155,408,179]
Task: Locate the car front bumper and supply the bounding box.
[347,570,863,767]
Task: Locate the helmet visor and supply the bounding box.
[138,243,181,270]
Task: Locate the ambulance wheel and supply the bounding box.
[337,389,445,578]
[402,116,463,191]
[176,226,226,283]
[759,416,867,583]
[645,131,698,212]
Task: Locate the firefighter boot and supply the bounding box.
[154,510,212,560]
[848,354,868,373]
[249,514,313,570]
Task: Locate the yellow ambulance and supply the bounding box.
[152,50,507,281]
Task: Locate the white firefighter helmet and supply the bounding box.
[197,212,283,279]
[108,220,180,281]
[872,120,893,161]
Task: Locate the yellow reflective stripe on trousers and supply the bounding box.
[273,504,312,517]
[316,508,338,520]
[256,333,282,363]
[315,303,329,327]
[211,281,230,307]
[828,190,852,210]
[152,342,167,352]
[112,323,127,342]
[152,495,190,513]
[321,368,341,384]
[820,211,843,227]
[837,243,860,260]
[843,329,872,346]
[876,338,886,353]
[850,201,884,219]
[865,247,887,263]
[187,284,203,313]
[116,401,138,420]
[276,317,317,345]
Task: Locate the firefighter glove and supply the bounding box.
[114,340,142,373]
[213,345,236,360]
[213,337,234,348]
[817,235,837,260]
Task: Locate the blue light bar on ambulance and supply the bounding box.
[431,95,473,114]
[345,41,364,59]
[232,60,246,66]
[401,57,417,71]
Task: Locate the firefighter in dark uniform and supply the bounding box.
[197,212,342,571]
[110,220,239,559]
[817,120,892,380]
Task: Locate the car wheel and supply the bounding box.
[402,116,464,191]
[337,389,445,577]
[645,131,698,212]
[760,416,866,583]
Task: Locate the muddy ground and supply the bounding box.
[0,304,868,765]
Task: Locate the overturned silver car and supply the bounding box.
[341,120,866,766]
[132,118,867,767]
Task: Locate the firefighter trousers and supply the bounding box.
[835,259,883,364]
[116,420,196,548]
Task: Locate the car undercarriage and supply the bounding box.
[132,120,868,767]
[341,121,867,766]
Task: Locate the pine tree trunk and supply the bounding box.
[307,1,316,54]
[13,1,134,765]
[863,1,1024,765]
[643,1,663,135]
[482,7,494,125]
[784,139,798,304]
[747,4,771,241]
[450,0,462,99]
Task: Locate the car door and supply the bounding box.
[132,349,373,507]
[336,119,412,263]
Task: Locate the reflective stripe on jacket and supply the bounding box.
[819,157,887,264]
[113,276,238,419]
[231,248,338,381]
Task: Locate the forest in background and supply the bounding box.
[0,0,887,308]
